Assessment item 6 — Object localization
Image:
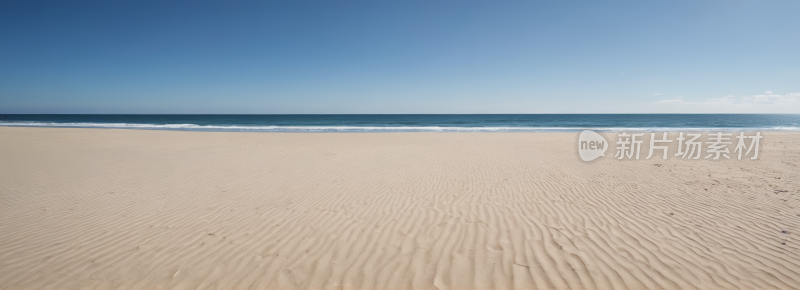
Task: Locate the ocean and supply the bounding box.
[1,114,799,132]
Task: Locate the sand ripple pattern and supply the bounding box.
[1,128,799,290]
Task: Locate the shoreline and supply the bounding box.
[2,125,799,133]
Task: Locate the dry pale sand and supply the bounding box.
[0,127,799,290]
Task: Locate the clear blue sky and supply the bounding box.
[1,0,798,114]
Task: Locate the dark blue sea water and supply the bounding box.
[1,114,799,132]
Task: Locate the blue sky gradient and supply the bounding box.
[1,0,798,113]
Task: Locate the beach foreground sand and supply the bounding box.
[1,127,798,290]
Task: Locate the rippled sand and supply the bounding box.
[1,127,798,290]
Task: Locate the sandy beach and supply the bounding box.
[0,127,798,290]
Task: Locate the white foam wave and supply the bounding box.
[1,121,798,132]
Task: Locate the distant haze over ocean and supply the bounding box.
[1,114,799,132]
